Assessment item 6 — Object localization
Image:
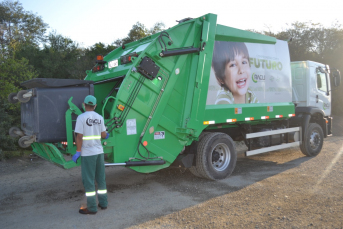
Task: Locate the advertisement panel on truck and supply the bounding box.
[206,40,292,105]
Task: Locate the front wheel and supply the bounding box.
[300,123,324,157]
[196,132,237,180]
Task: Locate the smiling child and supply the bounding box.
[212,41,258,104]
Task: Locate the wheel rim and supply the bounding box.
[309,130,321,150]
[211,143,231,172]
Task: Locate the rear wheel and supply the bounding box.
[196,132,237,180]
[300,123,323,157]
[188,132,210,178]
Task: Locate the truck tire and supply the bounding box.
[189,166,202,177]
[196,132,237,180]
[300,123,324,157]
[189,132,210,178]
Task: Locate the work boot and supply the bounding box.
[98,203,107,210]
[79,208,97,215]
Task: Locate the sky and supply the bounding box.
[19,0,343,48]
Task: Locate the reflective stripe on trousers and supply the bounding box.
[85,190,107,196]
[85,191,96,197]
[97,189,107,194]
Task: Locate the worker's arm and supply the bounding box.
[72,133,83,163]
[76,133,83,151]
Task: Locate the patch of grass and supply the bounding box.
[0,149,33,161]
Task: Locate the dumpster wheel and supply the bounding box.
[18,136,33,148]
[9,127,24,138]
[17,90,31,103]
[8,92,19,104]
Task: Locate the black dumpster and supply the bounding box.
[20,78,94,143]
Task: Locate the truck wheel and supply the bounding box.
[300,123,324,157]
[189,167,202,177]
[196,132,237,180]
[188,132,210,178]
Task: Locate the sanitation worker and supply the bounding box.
[72,95,108,215]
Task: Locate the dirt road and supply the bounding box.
[1,117,343,228]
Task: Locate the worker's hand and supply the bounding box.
[105,133,110,139]
[72,151,81,163]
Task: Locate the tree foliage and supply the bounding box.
[0,56,36,151]
[117,22,165,46]
[0,0,47,57]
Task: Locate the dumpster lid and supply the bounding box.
[21,78,94,89]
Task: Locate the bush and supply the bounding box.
[0,106,19,151]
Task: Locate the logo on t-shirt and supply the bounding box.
[86,118,102,126]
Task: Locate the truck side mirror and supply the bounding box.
[333,70,341,87]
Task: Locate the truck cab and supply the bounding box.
[292,61,334,116]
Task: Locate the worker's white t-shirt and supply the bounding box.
[75,111,106,156]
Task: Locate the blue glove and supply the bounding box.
[72,151,81,163]
[105,133,110,139]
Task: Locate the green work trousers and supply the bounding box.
[81,154,108,212]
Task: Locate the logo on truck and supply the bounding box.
[252,73,265,83]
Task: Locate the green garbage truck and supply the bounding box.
[8,13,341,180]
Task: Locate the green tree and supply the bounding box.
[82,22,165,74]
[0,0,47,58]
[0,57,36,100]
[118,21,165,45]
[39,32,80,78]
[0,56,37,151]
[0,106,17,151]
[86,42,117,58]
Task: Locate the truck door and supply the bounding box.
[310,67,331,116]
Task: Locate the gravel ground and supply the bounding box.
[1,116,343,228]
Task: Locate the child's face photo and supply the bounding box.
[223,52,251,96]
